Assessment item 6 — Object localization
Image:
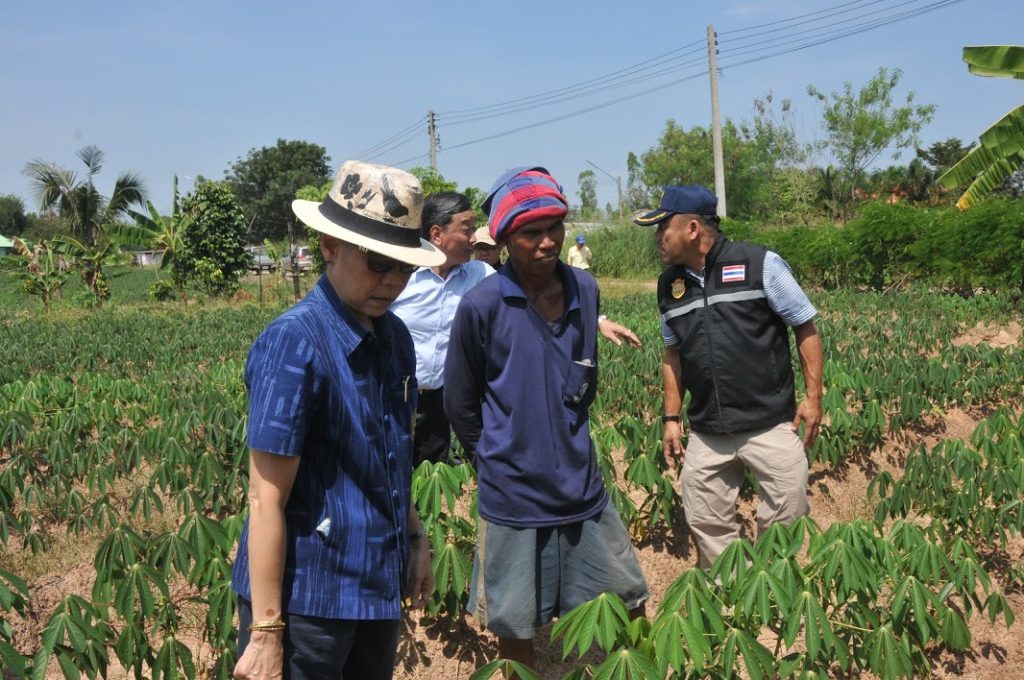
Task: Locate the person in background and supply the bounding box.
[444,166,648,670]
[232,161,439,680]
[391,192,494,466]
[566,233,592,270]
[472,225,502,269]
[636,183,823,570]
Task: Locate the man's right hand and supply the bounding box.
[662,420,685,470]
[233,631,284,680]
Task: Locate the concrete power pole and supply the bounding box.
[427,110,438,172]
[707,25,727,218]
[586,160,624,220]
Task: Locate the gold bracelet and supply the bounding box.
[248,619,286,632]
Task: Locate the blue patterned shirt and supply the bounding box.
[231,275,418,620]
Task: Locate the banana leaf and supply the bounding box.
[964,45,1024,80]
[937,104,1024,208]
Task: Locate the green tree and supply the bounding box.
[115,176,191,296]
[624,151,650,212]
[808,67,936,220]
[22,145,146,245]
[741,93,813,220]
[0,195,28,236]
[50,233,128,302]
[224,139,330,242]
[638,119,763,218]
[5,237,72,312]
[409,167,458,196]
[21,212,65,241]
[938,45,1024,209]
[577,169,598,220]
[917,137,972,175]
[177,181,249,296]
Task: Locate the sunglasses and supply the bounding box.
[357,246,418,274]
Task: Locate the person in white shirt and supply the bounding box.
[391,192,494,465]
[566,234,593,270]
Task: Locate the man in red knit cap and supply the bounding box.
[444,167,648,669]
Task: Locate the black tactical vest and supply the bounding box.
[658,237,796,434]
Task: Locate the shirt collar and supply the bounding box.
[315,275,392,357]
[498,260,581,315]
[410,261,469,283]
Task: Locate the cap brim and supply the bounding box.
[292,199,445,268]
[633,209,672,226]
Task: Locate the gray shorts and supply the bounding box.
[467,502,649,639]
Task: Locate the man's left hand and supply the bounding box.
[599,319,642,348]
[792,396,822,448]
[406,535,434,610]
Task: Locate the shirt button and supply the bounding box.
[384,414,391,424]
[387,451,395,462]
[392,490,400,503]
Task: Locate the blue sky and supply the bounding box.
[1,0,1021,218]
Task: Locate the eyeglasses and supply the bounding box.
[357,246,418,274]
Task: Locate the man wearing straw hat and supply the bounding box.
[472,225,502,269]
[232,161,440,680]
[444,166,648,669]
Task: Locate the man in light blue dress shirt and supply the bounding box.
[391,192,494,465]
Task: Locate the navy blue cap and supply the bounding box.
[575,234,586,244]
[481,166,549,217]
[634,184,718,226]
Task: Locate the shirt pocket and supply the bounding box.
[563,360,597,408]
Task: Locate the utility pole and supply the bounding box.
[427,110,438,172]
[586,160,624,220]
[707,25,727,218]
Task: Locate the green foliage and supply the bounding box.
[0,195,28,236]
[294,180,331,275]
[2,237,72,312]
[409,167,458,196]
[21,145,146,246]
[576,169,599,220]
[116,176,190,296]
[565,222,659,279]
[177,181,249,296]
[0,287,1021,678]
[808,67,936,220]
[224,139,330,242]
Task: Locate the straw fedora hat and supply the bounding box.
[292,160,444,267]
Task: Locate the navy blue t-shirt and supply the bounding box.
[444,261,607,528]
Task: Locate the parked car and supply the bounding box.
[246,246,277,273]
[280,245,313,273]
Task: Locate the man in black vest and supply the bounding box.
[635,184,823,569]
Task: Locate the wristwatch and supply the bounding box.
[661,415,681,424]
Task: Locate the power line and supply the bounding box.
[719,0,940,55]
[720,0,886,35]
[437,39,705,118]
[352,115,426,159]
[377,0,965,168]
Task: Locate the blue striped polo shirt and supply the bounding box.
[232,275,418,620]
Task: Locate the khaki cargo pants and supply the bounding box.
[682,422,810,569]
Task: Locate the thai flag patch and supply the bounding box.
[721,264,746,283]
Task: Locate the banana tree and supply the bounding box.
[938,46,1024,209]
[114,176,190,297]
[51,234,131,302]
[6,237,73,312]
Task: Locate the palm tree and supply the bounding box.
[22,145,146,246]
[938,46,1024,209]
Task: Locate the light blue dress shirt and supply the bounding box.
[391,259,493,390]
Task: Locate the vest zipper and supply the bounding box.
[701,280,725,424]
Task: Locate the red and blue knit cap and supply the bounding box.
[482,166,569,242]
